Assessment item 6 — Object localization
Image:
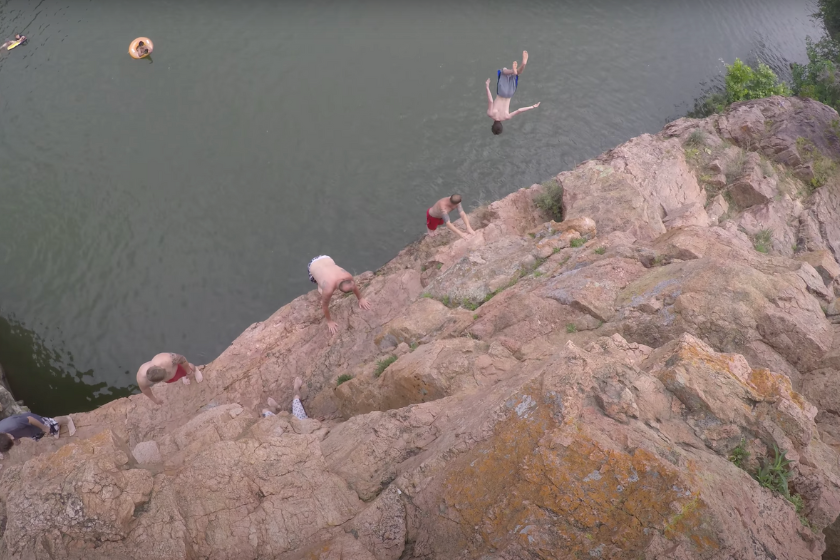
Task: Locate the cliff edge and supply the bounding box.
[4,96,840,559]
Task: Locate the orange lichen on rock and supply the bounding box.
[440,384,717,558]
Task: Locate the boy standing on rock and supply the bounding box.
[136,353,203,405]
[486,50,540,135]
[426,194,475,239]
[308,256,372,334]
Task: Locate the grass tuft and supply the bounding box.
[594,246,606,255]
[533,179,564,221]
[686,129,707,147]
[566,323,578,333]
[752,229,773,254]
[725,149,747,184]
[336,374,353,386]
[570,238,585,248]
[796,137,837,191]
[374,355,398,378]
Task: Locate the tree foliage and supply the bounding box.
[791,37,840,111]
[818,0,840,40]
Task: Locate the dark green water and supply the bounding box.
[0,0,825,415]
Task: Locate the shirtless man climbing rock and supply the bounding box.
[136,353,203,405]
[487,50,540,135]
[308,256,372,334]
[426,194,475,239]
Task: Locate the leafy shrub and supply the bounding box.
[374,355,397,377]
[792,37,840,112]
[570,238,585,248]
[594,246,606,255]
[689,59,789,118]
[725,59,790,102]
[336,374,353,386]
[729,438,749,469]
[755,445,792,499]
[534,179,564,221]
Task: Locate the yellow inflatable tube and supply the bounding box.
[129,37,153,59]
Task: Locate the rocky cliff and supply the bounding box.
[4,96,840,559]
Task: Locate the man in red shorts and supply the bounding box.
[136,352,203,405]
[426,194,475,240]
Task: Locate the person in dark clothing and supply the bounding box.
[0,412,76,453]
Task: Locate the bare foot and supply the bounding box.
[195,369,204,383]
[182,377,190,385]
[512,60,518,75]
[67,417,76,436]
[267,397,279,412]
[522,50,528,65]
[294,377,303,395]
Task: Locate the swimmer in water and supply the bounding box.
[136,40,152,56]
[1,34,25,50]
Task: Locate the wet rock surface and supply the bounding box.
[5,99,840,558]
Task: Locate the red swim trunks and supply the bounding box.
[426,208,445,231]
[166,365,189,384]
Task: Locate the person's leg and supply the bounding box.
[292,377,309,420]
[516,50,528,75]
[54,415,76,437]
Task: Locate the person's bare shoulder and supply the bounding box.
[136,361,152,383]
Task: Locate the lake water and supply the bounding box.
[0,0,824,414]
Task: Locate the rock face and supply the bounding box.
[4,98,840,559]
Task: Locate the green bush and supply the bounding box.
[792,37,840,112]
[336,374,353,386]
[689,59,789,118]
[534,180,564,221]
[725,59,790,102]
[570,238,585,248]
[755,445,792,499]
[729,438,749,469]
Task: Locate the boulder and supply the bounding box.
[560,133,706,240]
[728,152,777,209]
[798,250,840,285]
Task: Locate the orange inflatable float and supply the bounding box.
[129,37,153,59]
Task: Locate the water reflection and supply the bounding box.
[0,313,134,416]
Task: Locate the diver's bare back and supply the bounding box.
[488,95,513,121]
[309,257,351,293]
